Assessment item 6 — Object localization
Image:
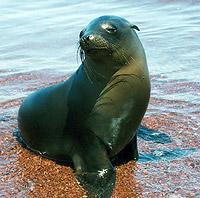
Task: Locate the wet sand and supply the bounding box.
[0,70,199,197]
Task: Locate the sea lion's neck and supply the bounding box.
[82,39,148,84]
[124,39,149,76]
[83,57,117,84]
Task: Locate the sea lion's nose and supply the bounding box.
[80,34,95,48]
[87,35,95,40]
[82,34,95,42]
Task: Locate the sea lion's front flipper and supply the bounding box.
[86,75,147,157]
[76,168,115,198]
[72,130,115,198]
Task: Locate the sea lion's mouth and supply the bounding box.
[85,47,109,54]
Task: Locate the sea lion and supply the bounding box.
[16,15,150,197]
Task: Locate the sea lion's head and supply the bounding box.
[79,15,145,82]
[79,16,141,65]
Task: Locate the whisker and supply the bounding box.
[80,49,85,64]
[110,43,130,65]
[76,45,81,65]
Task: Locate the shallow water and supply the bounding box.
[0,0,200,197]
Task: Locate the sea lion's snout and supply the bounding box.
[80,34,95,45]
[79,32,109,55]
[83,35,95,41]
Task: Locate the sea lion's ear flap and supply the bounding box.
[130,25,140,31]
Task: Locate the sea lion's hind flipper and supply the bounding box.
[72,130,115,197]
[13,129,28,148]
[112,135,138,165]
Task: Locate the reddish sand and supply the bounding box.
[0,70,199,197]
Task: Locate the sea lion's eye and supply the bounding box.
[102,24,117,34]
[105,27,117,33]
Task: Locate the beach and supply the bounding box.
[0,0,200,197]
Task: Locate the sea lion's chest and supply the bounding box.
[67,65,105,127]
